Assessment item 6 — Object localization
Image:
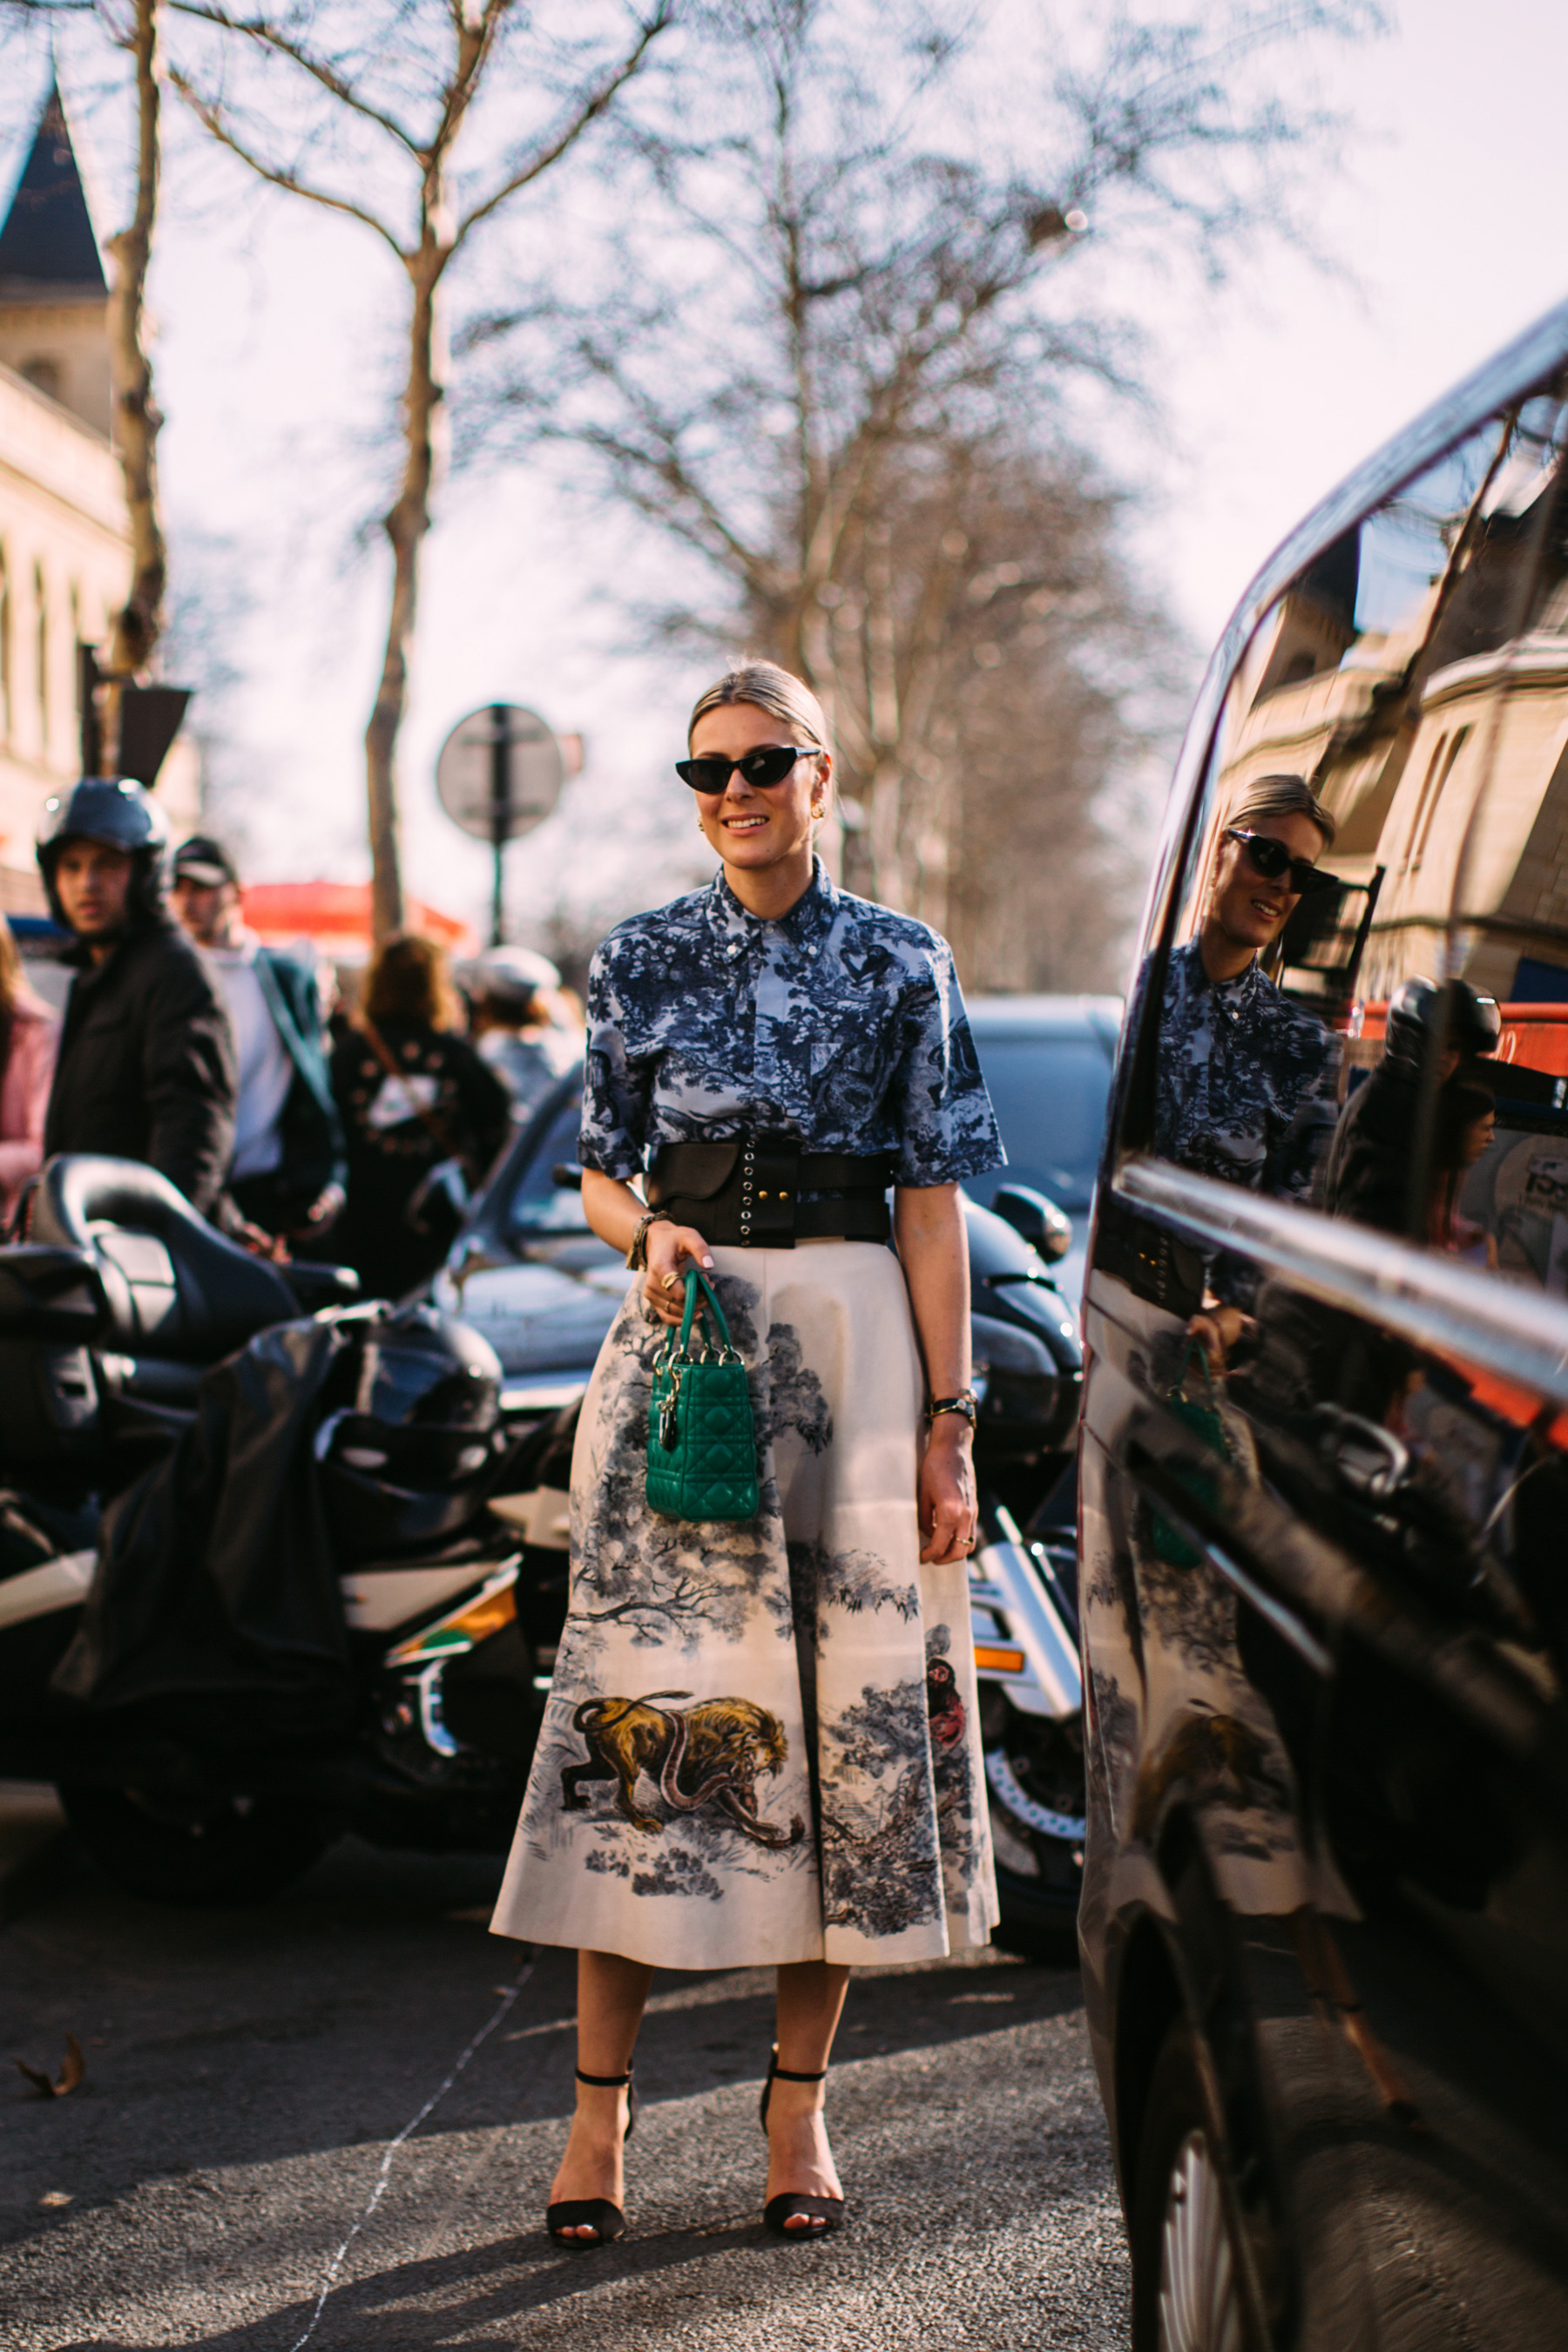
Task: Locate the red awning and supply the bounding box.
[240,882,476,958]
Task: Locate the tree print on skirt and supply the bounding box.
[490,1240,998,1969]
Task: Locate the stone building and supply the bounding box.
[0,83,197,916]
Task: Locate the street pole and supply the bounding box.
[490,700,509,947]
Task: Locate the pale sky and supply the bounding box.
[7,0,1568,945]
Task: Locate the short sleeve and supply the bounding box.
[578,942,652,1181]
[889,938,1004,1187]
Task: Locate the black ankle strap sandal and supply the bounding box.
[546,2064,636,2248]
[759,2046,845,2239]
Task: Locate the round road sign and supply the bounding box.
[436,704,564,843]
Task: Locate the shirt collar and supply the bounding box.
[1178,936,1264,1014]
[705,855,838,950]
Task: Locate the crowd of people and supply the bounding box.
[0,776,584,1296]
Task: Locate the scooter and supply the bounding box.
[0,1154,546,1902]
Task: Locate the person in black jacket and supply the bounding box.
[38,779,237,1217]
[330,931,511,1299]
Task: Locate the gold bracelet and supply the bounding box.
[625,1209,670,1272]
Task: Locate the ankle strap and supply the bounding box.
[769,2058,827,2084]
[576,2065,633,2088]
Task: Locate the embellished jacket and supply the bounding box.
[579,861,1003,1189]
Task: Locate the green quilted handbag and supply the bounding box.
[646,1269,760,1522]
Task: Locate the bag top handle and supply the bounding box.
[674,1265,736,1359]
[1173,1333,1220,1407]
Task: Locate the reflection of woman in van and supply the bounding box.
[1429,1082,1497,1267]
[1150,774,1339,1366]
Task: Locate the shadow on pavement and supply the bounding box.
[2,1838,1084,2257]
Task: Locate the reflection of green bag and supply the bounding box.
[646,1270,760,1523]
[1149,1338,1232,1569]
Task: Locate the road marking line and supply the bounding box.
[287,1950,536,2352]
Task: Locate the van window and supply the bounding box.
[1137,382,1568,1265]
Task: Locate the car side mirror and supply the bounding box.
[990,1184,1071,1264]
[551,1163,585,1191]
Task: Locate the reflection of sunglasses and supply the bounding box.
[1225,828,1339,896]
[675,746,817,793]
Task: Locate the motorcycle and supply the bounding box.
[0,1154,544,1902]
[0,1157,1086,1943]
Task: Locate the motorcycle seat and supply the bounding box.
[30,1156,300,1362]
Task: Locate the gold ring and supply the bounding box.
[663,1271,677,1290]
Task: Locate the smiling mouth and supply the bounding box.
[722,814,767,831]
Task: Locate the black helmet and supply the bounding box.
[317,1306,505,1558]
[37,777,171,931]
[1385,975,1501,1067]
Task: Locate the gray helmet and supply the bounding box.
[37,777,171,931]
[1385,975,1501,1066]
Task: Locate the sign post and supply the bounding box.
[436,704,565,945]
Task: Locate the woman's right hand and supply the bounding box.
[642,1220,716,1327]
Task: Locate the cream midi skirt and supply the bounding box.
[490,1240,998,1970]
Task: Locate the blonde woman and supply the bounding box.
[491,662,1004,2242]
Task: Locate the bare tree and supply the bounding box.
[163,0,673,936]
[462,0,1375,930]
[818,431,1181,990]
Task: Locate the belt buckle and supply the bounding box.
[740,1136,800,1246]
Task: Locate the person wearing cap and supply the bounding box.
[38,779,236,1216]
[460,945,584,1116]
[171,836,346,1244]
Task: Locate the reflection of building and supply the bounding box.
[0,84,197,914]
[1209,440,1568,1012]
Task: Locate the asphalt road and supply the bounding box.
[0,1837,1130,2350]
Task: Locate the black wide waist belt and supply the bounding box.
[646,1139,893,1247]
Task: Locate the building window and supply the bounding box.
[34,564,48,749]
[20,356,62,403]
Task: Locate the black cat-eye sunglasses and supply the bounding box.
[675,745,820,793]
[1225,828,1340,897]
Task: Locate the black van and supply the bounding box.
[1079,298,1568,2349]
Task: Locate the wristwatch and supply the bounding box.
[927,1391,978,1427]
[625,1209,671,1271]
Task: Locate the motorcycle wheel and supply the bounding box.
[981,1690,1085,1964]
[57,1782,333,1906]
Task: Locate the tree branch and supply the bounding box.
[167,1,424,154]
[166,66,407,254]
[455,1,672,246]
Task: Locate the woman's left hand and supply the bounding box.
[919,1415,978,1565]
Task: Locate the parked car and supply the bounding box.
[1079,300,1568,2346]
[965,994,1121,1306]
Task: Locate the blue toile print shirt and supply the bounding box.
[579,859,1004,1188]
[1151,938,1339,1203]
